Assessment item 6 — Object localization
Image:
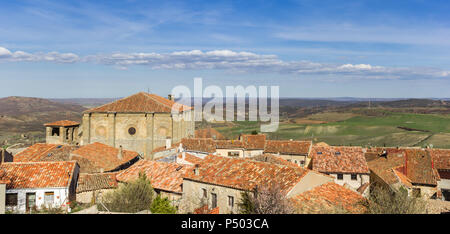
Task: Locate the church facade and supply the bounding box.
[79,92,195,158]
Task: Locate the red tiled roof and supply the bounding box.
[291,182,366,214]
[181,138,216,153]
[70,142,140,172]
[241,134,266,150]
[311,146,369,174]
[116,160,191,193]
[428,149,450,170]
[85,92,191,113]
[215,139,243,149]
[0,161,77,189]
[14,143,59,162]
[184,155,309,195]
[194,205,220,214]
[195,128,225,140]
[177,152,204,165]
[264,140,312,155]
[249,154,302,168]
[76,173,118,193]
[44,120,80,127]
[367,147,438,186]
[151,142,181,153]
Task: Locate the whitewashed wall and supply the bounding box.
[6,187,69,213]
[329,173,370,191]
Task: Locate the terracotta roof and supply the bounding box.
[215,139,243,149]
[194,205,220,214]
[14,143,60,162]
[249,154,302,168]
[116,160,190,193]
[181,138,216,153]
[241,134,266,150]
[151,142,181,153]
[76,173,118,193]
[85,92,191,113]
[291,182,366,214]
[195,128,225,140]
[428,149,450,170]
[184,155,310,195]
[0,161,77,189]
[44,120,80,127]
[70,142,140,172]
[177,152,204,165]
[264,140,311,155]
[367,147,438,186]
[311,146,369,174]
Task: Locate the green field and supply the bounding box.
[215,110,450,148]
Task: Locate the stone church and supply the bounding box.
[77,92,194,158]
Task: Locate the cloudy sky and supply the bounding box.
[0,0,449,98]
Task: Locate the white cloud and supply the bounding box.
[0,46,449,80]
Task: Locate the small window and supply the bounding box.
[335,151,341,156]
[128,127,136,135]
[337,174,343,180]
[6,193,18,206]
[44,192,54,205]
[351,174,357,180]
[227,151,240,157]
[202,188,207,198]
[317,152,322,155]
[300,160,305,165]
[51,127,60,136]
[228,196,234,208]
[211,193,217,208]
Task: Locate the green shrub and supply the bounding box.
[150,195,177,214]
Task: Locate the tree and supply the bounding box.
[101,172,154,213]
[363,184,427,214]
[238,183,294,214]
[150,195,177,214]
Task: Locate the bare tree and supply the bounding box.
[239,183,294,214]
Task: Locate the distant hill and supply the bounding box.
[0,97,86,145]
[49,98,119,108]
[345,98,450,109]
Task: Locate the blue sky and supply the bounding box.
[0,0,449,98]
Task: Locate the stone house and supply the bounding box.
[76,173,118,204]
[115,159,191,209]
[0,161,79,213]
[80,92,195,158]
[310,146,370,191]
[181,138,216,156]
[215,140,245,157]
[264,140,312,167]
[44,120,80,145]
[367,147,440,199]
[180,155,334,214]
[240,134,266,157]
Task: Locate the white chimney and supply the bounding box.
[166,138,172,149]
[118,145,123,160]
[194,164,200,176]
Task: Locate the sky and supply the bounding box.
[0,0,449,98]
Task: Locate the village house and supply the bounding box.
[310,146,370,191]
[80,92,195,158]
[115,159,191,209]
[291,182,367,214]
[194,128,225,140]
[69,142,141,173]
[44,120,80,145]
[240,134,266,157]
[429,149,450,200]
[175,152,205,166]
[0,161,79,213]
[76,172,118,204]
[215,139,244,157]
[367,147,439,199]
[264,140,312,167]
[180,155,334,214]
[13,143,77,162]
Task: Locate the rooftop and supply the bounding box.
[85,92,191,113]
[311,146,369,174]
[13,143,64,162]
[215,139,243,149]
[241,134,266,150]
[116,160,191,193]
[0,161,77,189]
[184,155,310,195]
[264,140,312,155]
[291,182,366,214]
[194,128,225,140]
[44,120,80,127]
[181,138,216,153]
[76,173,118,193]
[70,142,140,172]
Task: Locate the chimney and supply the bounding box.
[168,94,173,101]
[166,138,172,149]
[118,145,123,160]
